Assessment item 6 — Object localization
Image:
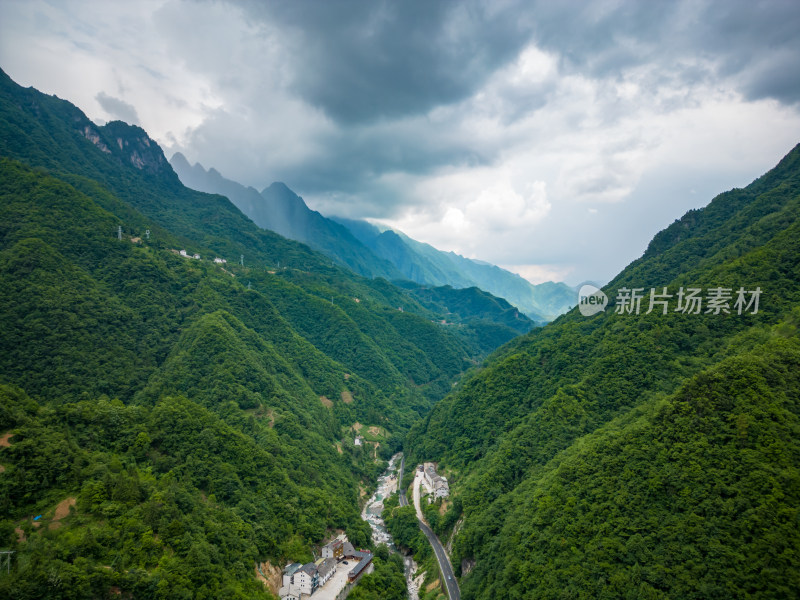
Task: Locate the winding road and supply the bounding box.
[397,455,461,600]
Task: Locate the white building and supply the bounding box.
[282,563,302,588]
[423,462,449,498]
[214,257,227,264]
[279,563,305,600]
[316,557,337,586]
[294,563,318,595]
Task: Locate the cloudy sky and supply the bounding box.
[2,0,800,284]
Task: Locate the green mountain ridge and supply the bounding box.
[407,142,800,598]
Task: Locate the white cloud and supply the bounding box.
[0,0,220,146]
[501,264,574,285]
[466,179,550,231]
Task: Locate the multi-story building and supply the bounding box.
[423,462,450,498]
[322,538,344,559]
[294,563,318,595]
[281,563,303,588]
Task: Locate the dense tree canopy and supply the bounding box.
[408,143,800,599]
[0,68,529,598]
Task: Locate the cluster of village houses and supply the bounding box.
[280,463,447,599]
[176,248,228,264]
[421,462,450,499]
[279,534,373,600]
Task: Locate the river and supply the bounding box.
[361,452,421,600]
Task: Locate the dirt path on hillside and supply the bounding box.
[49,497,76,530]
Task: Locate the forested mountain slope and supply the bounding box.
[407,143,800,599]
[0,69,521,597]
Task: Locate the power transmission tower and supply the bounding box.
[0,550,13,574]
[240,254,244,266]
[117,226,122,241]
[145,229,150,240]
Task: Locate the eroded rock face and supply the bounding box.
[75,117,171,176]
[81,125,111,153]
[101,122,168,174]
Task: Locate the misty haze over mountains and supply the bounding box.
[170,152,575,322]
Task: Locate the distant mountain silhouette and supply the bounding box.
[171,153,401,280]
[332,217,575,321]
[171,154,575,321]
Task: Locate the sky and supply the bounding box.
[2,0,800,285]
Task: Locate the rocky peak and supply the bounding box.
[99,120,169,175]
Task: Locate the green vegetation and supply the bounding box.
[2,64,799,600]
[347,545,407,600]
[0,68,531,597]
[0,385,376,599]
[458,331,800,599]
[408,143,800,598]
[383,495,430,560]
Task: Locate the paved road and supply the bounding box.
[401,461,460,600]
[418,518,460,600]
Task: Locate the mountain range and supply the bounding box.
[1,63,799,600]
[170,154,574,322]
[0,67,530,598]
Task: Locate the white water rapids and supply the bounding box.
[361,452,421,600]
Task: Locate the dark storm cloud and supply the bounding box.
[231,0,534,124]
[525,0,800,104]
[95,91,140,124]
[179,90,493,206]
[174,0,800,220]
[218,0,800,139]
[703,1,800,105]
